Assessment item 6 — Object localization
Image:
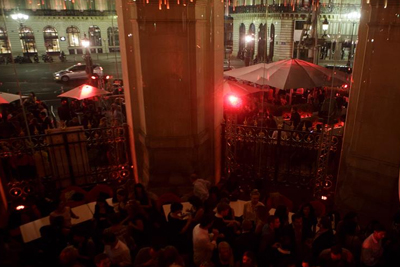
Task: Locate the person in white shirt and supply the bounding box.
[103,232,132,267]
[193,215,219,266]
[243,189,264,225]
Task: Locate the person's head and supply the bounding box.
[318,216,332,231]
[300,203,314,218]
[103,232,118,248]
[158,246,183,267]
[373,223,386,241]
[292,107,298,113]
[199,214,214,229]
[268,215,280,229]
[134,183,146,197]
[330,245,343,261]
[94,253,111,267]
[71,116,79,124]
[242,219,253,232]
[218,242,232,262]
[59,246,79,266]
[274,205,289,224]
[72,227,87,244]
[170,202,183,214]
[216,202,230,217]
[250,189,260,205]
[39,111,46,118]
[116,188,127,202]
[292,213,303,228]
[242,251,256,266]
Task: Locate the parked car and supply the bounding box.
[54,63,103,82]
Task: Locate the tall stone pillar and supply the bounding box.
[336,0,400,222]
[116,0,224,186]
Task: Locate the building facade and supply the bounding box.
[227,0,361,66]
[0,0,119,57]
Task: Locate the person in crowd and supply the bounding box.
[361,223,386,266]
[318,245,354,267]
[385,211,400,266]
[59,245,80,267]
[93,194,115,231]
[94,253,111,267]
[133,247,158,267]
[213,202,236,243]
[126,199,150,248]
[234,219,259,261]
[191,173,211,202]
[290,107,301,129]
[68,116,81,127]
[255,205,269,234]
[284,213,305,261]
[336,213,362,262]
[243,189,264,225]
[50,199,79,230]
[188,195,205,225]
[241,251,258,267]
[193,215,219,266]
[58,98,73,124]
[158,246,185,267]
[274,205,289,231]
[213,241,235,267]
[167,202,193,252]
[204,186,221,213]
[133,183,153,210]
[103,232,131,267]
[312,216,335,261]
[114,188,129,219]
[39,111,53,131]
[299,203,317,239]
[71,226,96,265]
[259,215,283,267]
[104,213,135,250]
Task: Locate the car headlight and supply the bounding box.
[55,73,60,76]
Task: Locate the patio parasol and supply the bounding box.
[57,84,110,100]
[223,80,262,97]
[0,92,29,104]
[224,59,349,89]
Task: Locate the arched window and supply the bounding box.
[257,24,266,62]
[89,26,102,46]
[248,23,256,59]
[0,27,11,54]
[269,23,275,61]
[66,26,80,47]
[107,27,119,47]
[19,26,37,53]
[238,24,246,59]
[43,26,60,52]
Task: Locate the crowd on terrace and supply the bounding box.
[1,176,399,267]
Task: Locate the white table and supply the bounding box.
[20,202,104,243]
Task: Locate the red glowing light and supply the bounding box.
[16,205,25,210]
[91,76,97,80]
[226,95,242,108]
[106,75,110,79]
[343,84,348,89]
[321,196,328,200]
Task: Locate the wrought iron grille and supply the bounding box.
[0,125,132,200]
[222,122,342,197]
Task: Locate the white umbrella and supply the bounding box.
[0,92,29,104]
[223,80,262,96]
[57,84,110,100]
[224,59,350,89]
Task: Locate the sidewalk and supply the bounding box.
[65,52,121,64]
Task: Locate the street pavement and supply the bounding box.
[0,53,122,112]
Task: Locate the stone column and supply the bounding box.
[336,0,400,223]
[116,0,224,187]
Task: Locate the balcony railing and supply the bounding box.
[0,125,132,200]
[222,123,342,196]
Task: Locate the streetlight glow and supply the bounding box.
[244,35,254,43]
[346,11,361,20]
[11,13,29,21]
[81,39,90,48]
[322,17,329,31]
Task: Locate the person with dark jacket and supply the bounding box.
[312,216,335,262]
[58,98,73,124]
[234,220,259,261]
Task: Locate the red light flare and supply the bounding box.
[226,94,242,108]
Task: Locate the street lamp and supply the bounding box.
[11,13,29,59]
[244,34,254,66]
[346,11,361,67]
[322,17,329,37]
[81,34,94,84]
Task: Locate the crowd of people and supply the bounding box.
[1,177,399,267]
[0,92,126,140]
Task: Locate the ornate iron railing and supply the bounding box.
[222,122,342,197]
[0,125,132,200]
